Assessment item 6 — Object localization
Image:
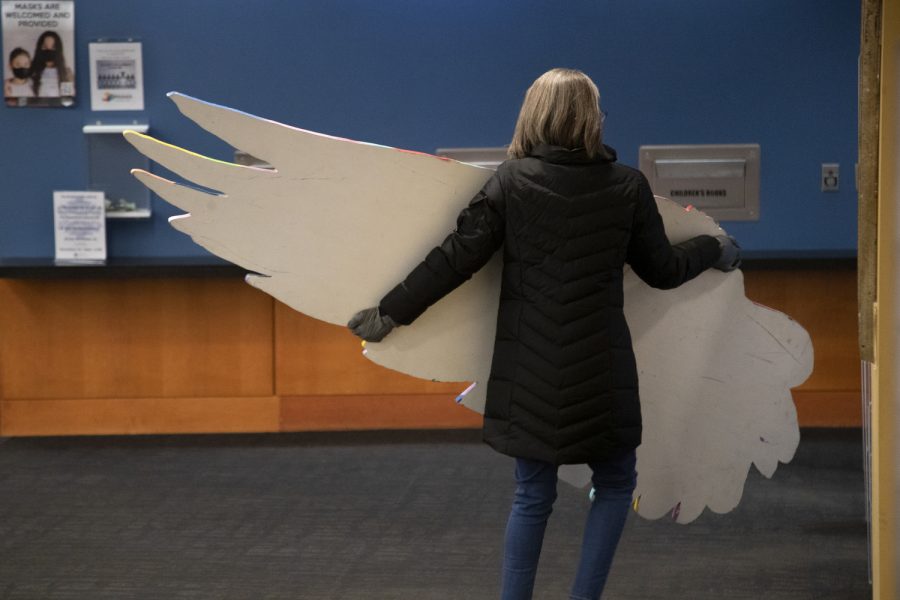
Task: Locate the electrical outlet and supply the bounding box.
[822,163,839,192]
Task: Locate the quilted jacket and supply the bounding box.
[379,143,721,464]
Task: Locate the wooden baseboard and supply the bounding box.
[0,396,280,436]
[280,394,482,431]
[0,390,859,437]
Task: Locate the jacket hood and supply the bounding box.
[529,143,618,165]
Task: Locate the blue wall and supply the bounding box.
[0,0,860,258]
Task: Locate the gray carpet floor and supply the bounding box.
[0,428,868,599]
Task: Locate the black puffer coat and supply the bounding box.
[380,144,721,465]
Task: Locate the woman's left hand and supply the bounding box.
[347,307,397,342]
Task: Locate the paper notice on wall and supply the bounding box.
[1,0,76,108]
[54,191,106,262]
[89,41,144,111]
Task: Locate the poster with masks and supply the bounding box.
[2,0,75,108]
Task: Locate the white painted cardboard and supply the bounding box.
[125,94,812,523]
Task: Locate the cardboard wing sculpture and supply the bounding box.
[125,93,813,524]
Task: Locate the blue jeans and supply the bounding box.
[500,450,637,600]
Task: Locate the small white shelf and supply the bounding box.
[83,123,149,134]
[106,209,152,219]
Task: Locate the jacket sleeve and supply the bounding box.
[378,172,506,325]
[626,173,722,290]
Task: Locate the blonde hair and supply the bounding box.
[508,68,604,159]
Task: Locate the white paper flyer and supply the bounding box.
[88,41,144,111]
[54,191,106,262]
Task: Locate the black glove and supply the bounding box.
[714,235,742,272]
[347,307,398,342]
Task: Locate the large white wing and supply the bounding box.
[126,94,812,523]
[124,93,497,411]
[627,201,811,523]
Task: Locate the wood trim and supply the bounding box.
[283,390,861,431]
[280,394,482,431]
[859,0,882,362]
[874,0,899,593]
[0,390,861,436]
[0,396,280,436]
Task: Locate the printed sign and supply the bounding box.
[54,191,106,262]
[89,41,144,111]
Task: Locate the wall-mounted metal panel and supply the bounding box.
[639,144,760,221]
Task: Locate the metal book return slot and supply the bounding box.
[639,144,760,221]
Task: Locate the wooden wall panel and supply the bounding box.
[792,391,861,427]
[0,279,274,399]
[274,302,467,397]
[0,267,862,436]
[743,269,860,426]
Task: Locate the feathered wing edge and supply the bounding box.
[124,92,495,326]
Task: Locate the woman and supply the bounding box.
[349,68,739,600]
[30,30,74,98]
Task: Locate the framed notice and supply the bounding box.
[53,191,106,262]
[88,40,144,111]
[1,0,76,108]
